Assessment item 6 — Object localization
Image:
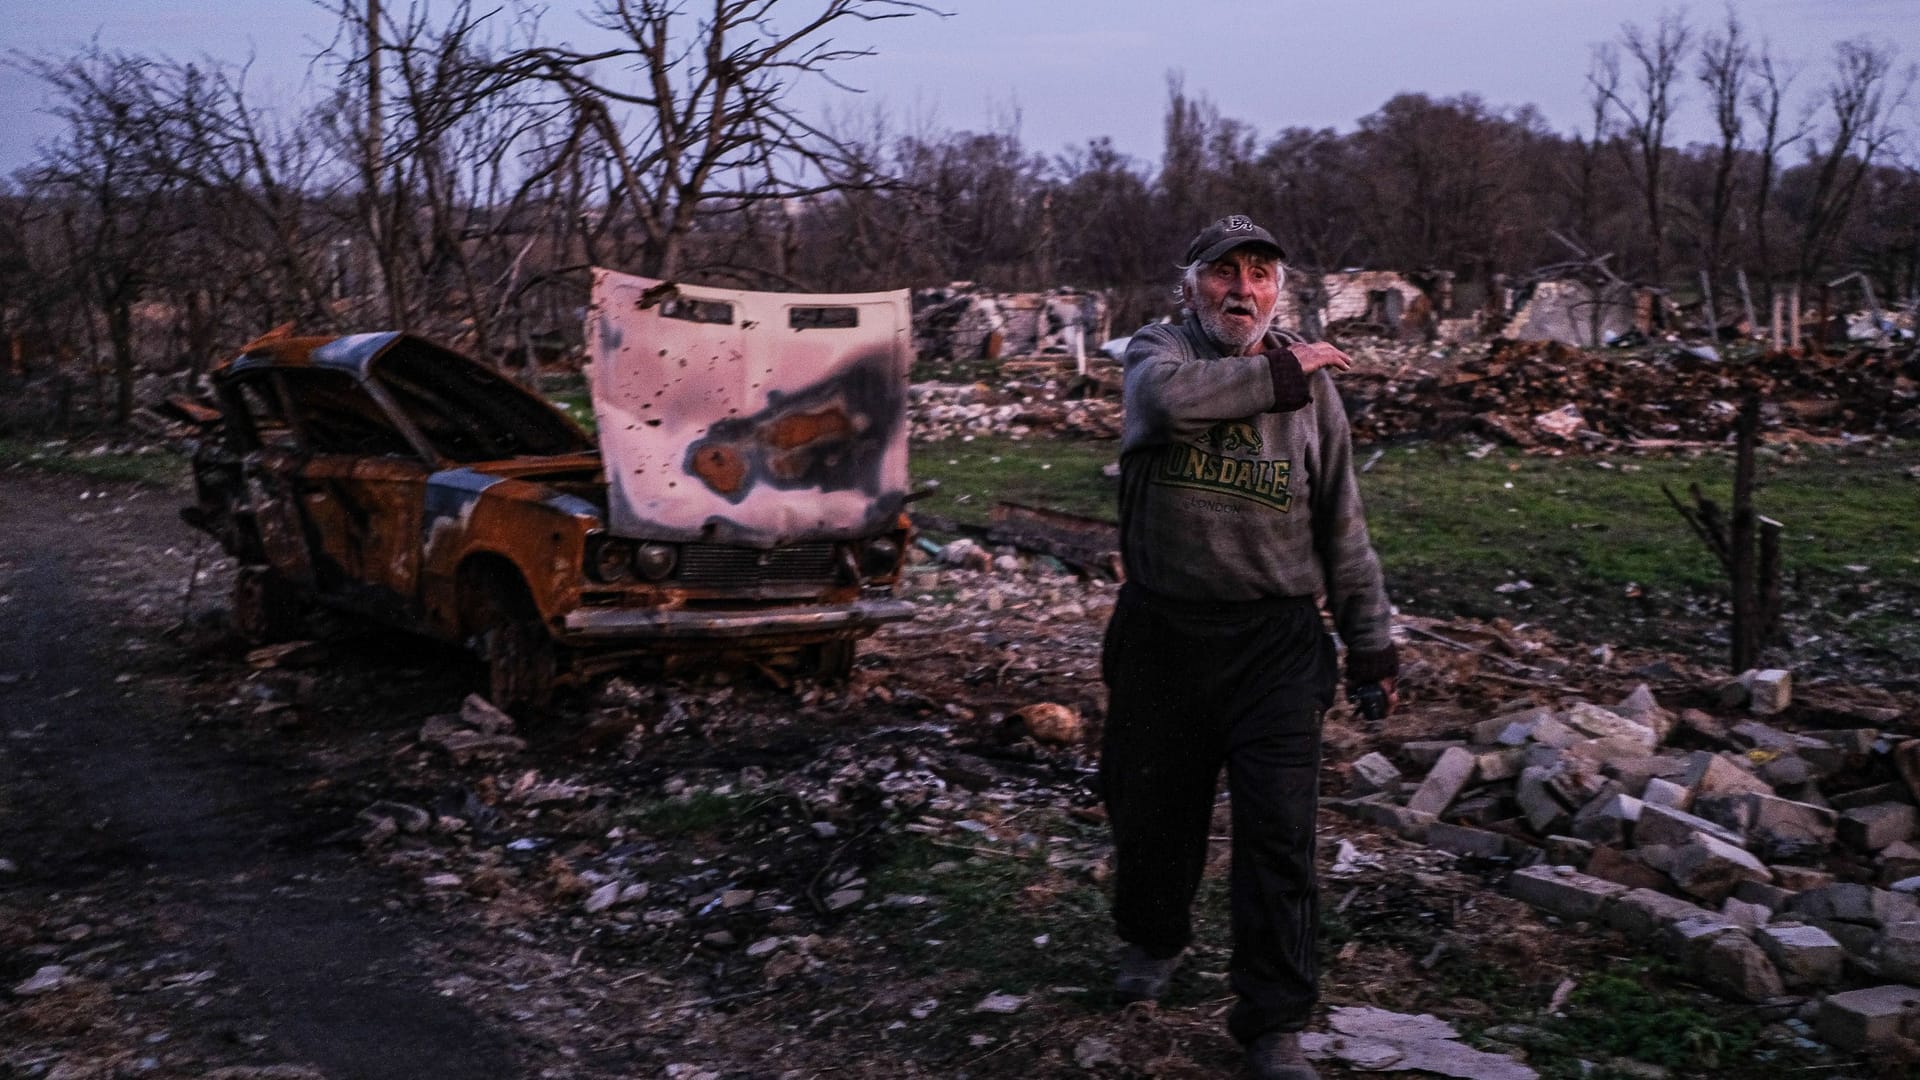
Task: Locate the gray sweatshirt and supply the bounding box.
[1118,317,1397,676]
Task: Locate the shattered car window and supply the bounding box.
[232,375,299,451]
[371,339,593,463]
[279,369,418,458]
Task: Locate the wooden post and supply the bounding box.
[1770,291,1783,352]
[1730,397,1758,671]
[1789,290,1802,355]
[1699,269,1718,341]
[1737,269,1758,341]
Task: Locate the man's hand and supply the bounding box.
[1346,677,1399,721]
[1287,341,1353,375]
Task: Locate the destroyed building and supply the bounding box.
[911,286,1110,364]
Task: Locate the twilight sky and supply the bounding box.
[3,0,1915,179]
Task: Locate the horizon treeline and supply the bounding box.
[1,1,1914,426]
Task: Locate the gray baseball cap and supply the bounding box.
[1184,215,1287,265]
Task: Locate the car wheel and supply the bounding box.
[232,565,305,643]
[478,578,559,713]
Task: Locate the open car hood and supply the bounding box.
[586,269,912,547]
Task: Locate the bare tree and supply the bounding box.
[1745,43,1809,307]
[499,0,939,280]
[1792,38,1911,290]
[1695,5,1749,309]
[1595,10,1693,297]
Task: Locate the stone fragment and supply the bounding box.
[1669,833,1772,904]
[1830,782,1911,811]
[1013,702,1082,744]
[1746,794,1836,862]
[1883,841,1920,886]
[1446,794,1509,827]
[1747,669,1792,715]
[1683,751,1773,798]
[1635,803,1744,849]
[1473,748,1525,783]
[1300,1006,1542,1080]
[11,965,70,996]
[1730,718,1823,753]
[1406,747,1476,816]
[1427,822,1511,860]
[1560,702,1658,752]
[1341,801,1435,841]
[1663,913,1747,965]
[1874,920,1920,983]
[1814,984,1920,1053]
[1401,740,1465,770]
[1474,707,1551,745]
[1583,845,1670,891]
[1758,753,1813,790]
[1758,923,1845,988]
[584,881,621,913]
[1786,883,1920,927]
[1771,865,1834,892]
[973,991,1026,1014]
[459,692,517,734]
[1542,835,1593,868]
[1517,766,1570,834]
[1607,888,1711,938]
[1349,752,1402,797]
[1731,879,1794,912]
[1840,803,1916,852]
[1571,793,1642,846]
[1507,864,1627,921]
[1613,684,1675,739]
[1527,716,1585,749]
[1690,793,1755,838]
[1720,897,1772,930]
[1698,933,1785,1002]
[1641,777,1691,810]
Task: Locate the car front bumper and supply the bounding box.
[560,599,916,641]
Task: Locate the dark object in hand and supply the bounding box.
[1348,682,1388,722]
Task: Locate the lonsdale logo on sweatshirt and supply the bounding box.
[1151,421,1294,511]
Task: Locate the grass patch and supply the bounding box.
[866,832,1111,999]
[908,437,1118,528]
[616,791,755,837]
[0,438,188,487]
[1540,967,1764,1074]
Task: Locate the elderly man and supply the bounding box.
[1100,215,1398,1080]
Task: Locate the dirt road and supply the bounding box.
[0,468,523,1079]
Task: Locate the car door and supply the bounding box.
[274,368,430,624]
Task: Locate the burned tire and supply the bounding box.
[475,575,559,714]
[231,565,306,644]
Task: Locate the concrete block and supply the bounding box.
[1875,920,1920,983]
[1642,777,1691,811]
[1635,803,1745,849]
[1560,701,1659,752]
[1692,793,1756,838]
[1748,669,1792,715]
[1747,794,1836,862]
[1812,918,1881,957]
[1880,840,1920,887]
[1786,883,1920,927]
[1528,715,1586,749]
[1607,887,1711,938]
[1571,792,1642,846]
[1669,833,1773,904]
[1343,801,1436,842]
[1662,912,1747,965]
[1830,782,1911,812]
[1698,933,1785,1002]
[1771,865,1834,892]
[1584,844,1671,892]
[1720,897,1772,930]
[1814,984,1920,1053]
[1406,746,1476,816]
[1508,864,1628,921]
[1613,683,1675,739]
[1730,718,1823,752]
[1840,802,1916,852]
[1731,879,1795,913]
[1401,740,1465,770]
[1684,751,1774,799]
[1474,706,1551,746]
[1758,752,1814,790]
[1517,766,1571,835]
[1473,747,1525,783]
[1758,923,1845,988]
[1427,822,1511,860]
[1348,752,1401,797]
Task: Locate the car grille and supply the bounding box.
[675,542,840,587]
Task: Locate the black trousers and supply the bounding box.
[1099,582,1336,1044]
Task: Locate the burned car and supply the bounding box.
[184,273,915,707]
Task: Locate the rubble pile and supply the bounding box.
[1332,672,1920,1053]
[1342,340,1920,447]
[908,380,1121,442]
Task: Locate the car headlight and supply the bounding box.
[860,537,901,577]
[587,535,634,583]
[634,542,677,581]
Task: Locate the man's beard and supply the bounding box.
[1194,297,1276,354]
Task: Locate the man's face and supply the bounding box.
[1187,248,1280,354]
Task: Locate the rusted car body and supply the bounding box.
[184,274,915,707]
